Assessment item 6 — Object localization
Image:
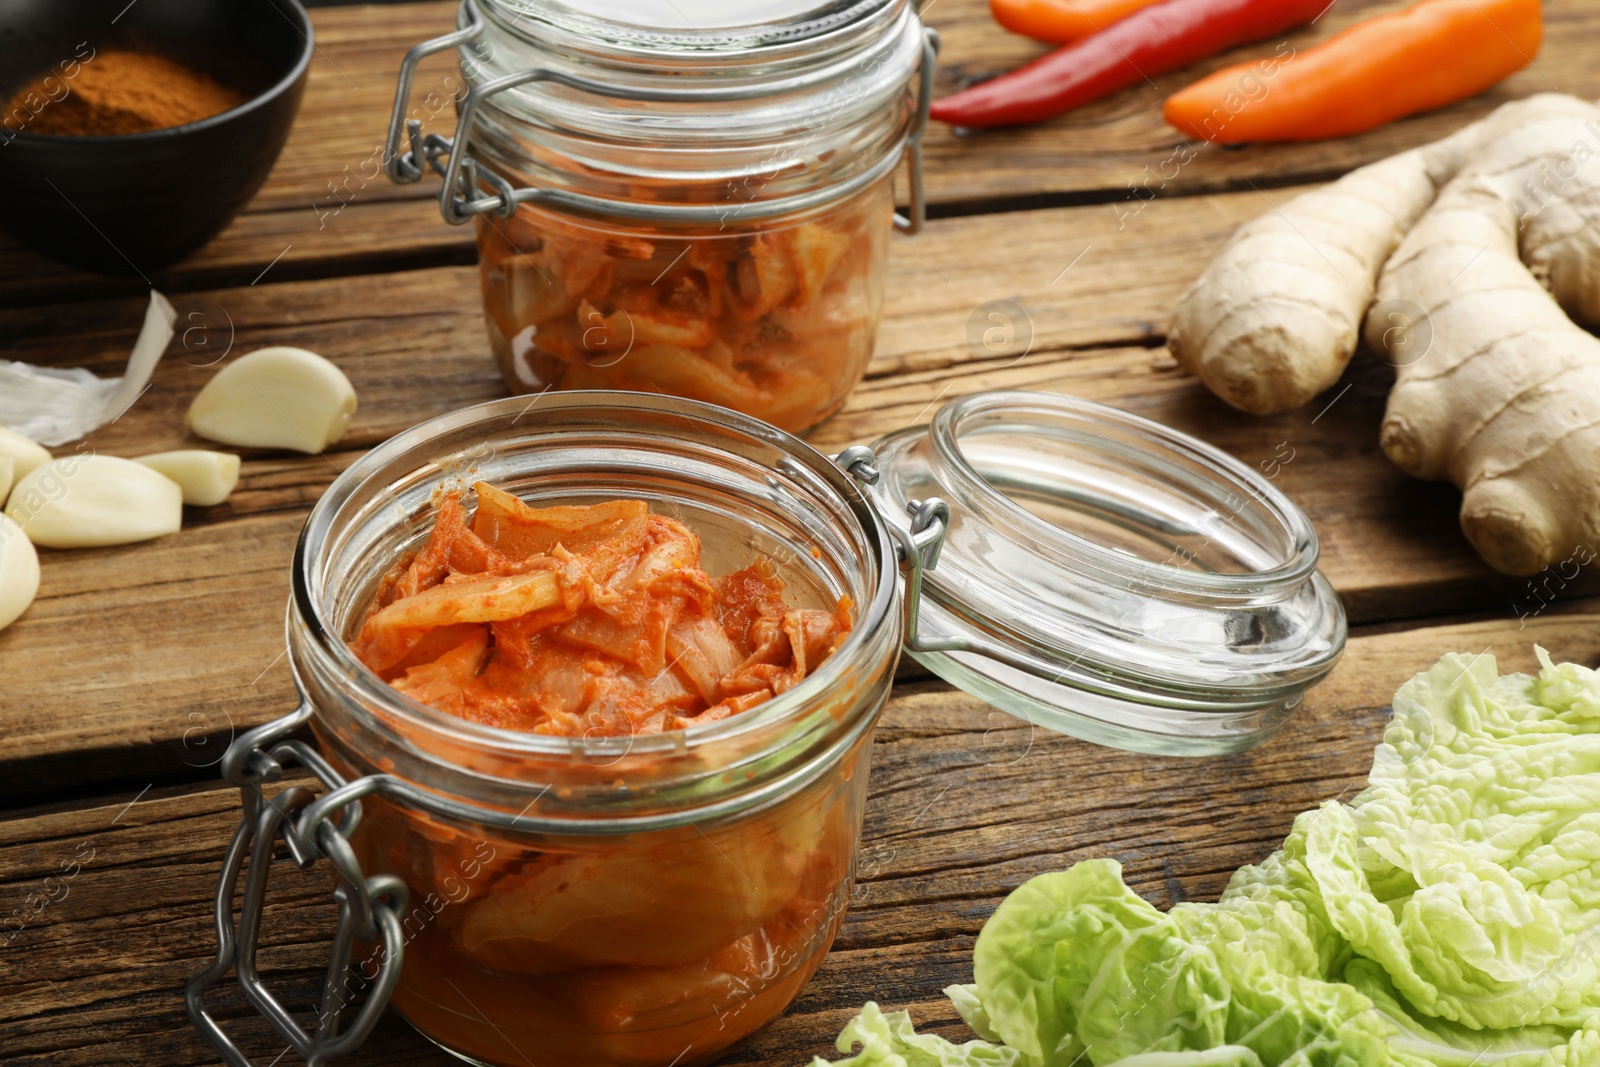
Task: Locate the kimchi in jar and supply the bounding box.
[478,184,893,434]
[279,393,901,1067]
[384,0,933,432]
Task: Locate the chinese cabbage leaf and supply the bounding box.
[816,651,1600,1067]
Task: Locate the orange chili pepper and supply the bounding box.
[990,0,1170,43]
[1163,0,1543,144]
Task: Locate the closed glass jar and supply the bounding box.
[398,0,929,432]
[286,393,900,1067]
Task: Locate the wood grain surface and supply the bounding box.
[3,612,1597,1067]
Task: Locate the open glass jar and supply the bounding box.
[384,0,934,433]
[186,390,1345,1067]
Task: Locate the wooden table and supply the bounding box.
[3,2,1599,1063]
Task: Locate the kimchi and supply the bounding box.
[343,484,869,1067]
[353,483,853,735]
[475,177,892,433]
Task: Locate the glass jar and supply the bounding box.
[186,390,1346,1067]
[384,0,934,433]
[189,393,900,1067]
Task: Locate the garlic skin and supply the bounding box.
[0,513,37,631]
[186,347,357,454]
[134,450,241,507]
[6,455,183,548]
[0,457,12,508]
[0,425,53,482]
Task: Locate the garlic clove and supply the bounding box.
[0,513,38,632]
[0,457,12,508]
[134,450,241,507]
[186,347,357,454]
[6,455,183,548]
[0,425,53,482]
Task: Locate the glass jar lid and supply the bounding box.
[489,0,899,54]
[862,390,1347,756]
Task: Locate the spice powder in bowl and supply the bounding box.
[6,49,246,136]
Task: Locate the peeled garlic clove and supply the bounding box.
[186,347,356,454]
[134,450,241,507]
[6,455,183,548]
[0,513,38,631]
[0,425,53,481]
[0,457,12,507]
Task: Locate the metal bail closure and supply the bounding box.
[894,27,940,236]
[383,2,938,232]
[185,705,409,1067]
[838,446,1058,671]
[837,446,965,661]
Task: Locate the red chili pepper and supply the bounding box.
[990,0,1171,45]
[930,0,1332,129]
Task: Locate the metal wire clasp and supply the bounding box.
[837,446,961,656]
[185,705,408,1067]
[836,447,1065,677]
[383,3,940,233]
[895,27,940,235]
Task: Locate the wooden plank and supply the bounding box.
[2,184,1594,797]
[2,612,1596,1066]
[0,271,511,799]
[3,0,1596,302]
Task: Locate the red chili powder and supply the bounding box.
[5,49,247,137]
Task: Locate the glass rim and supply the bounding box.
[478,0,904,65]
[863,389,1347,755]
[455,0,923,168]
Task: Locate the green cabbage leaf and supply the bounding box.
[817,651,1600,1067]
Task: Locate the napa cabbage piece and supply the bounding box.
[812,1002,1023,1067]
[814,651,1600,1067]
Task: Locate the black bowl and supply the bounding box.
[0,0,312,275]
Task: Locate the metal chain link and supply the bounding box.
[185,705,409,1067]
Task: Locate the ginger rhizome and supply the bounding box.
[1168,94,1600,575]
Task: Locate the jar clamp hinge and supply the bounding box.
[185,704,408,1067]
[383,0,940,233]
[838,445,1058,675]
[836,446,975,661]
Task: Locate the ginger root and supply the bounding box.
[1169,95,1595,414]
[1169,94,1600,575]
[1369,106,1600,575]
[1168,148,1438,415]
